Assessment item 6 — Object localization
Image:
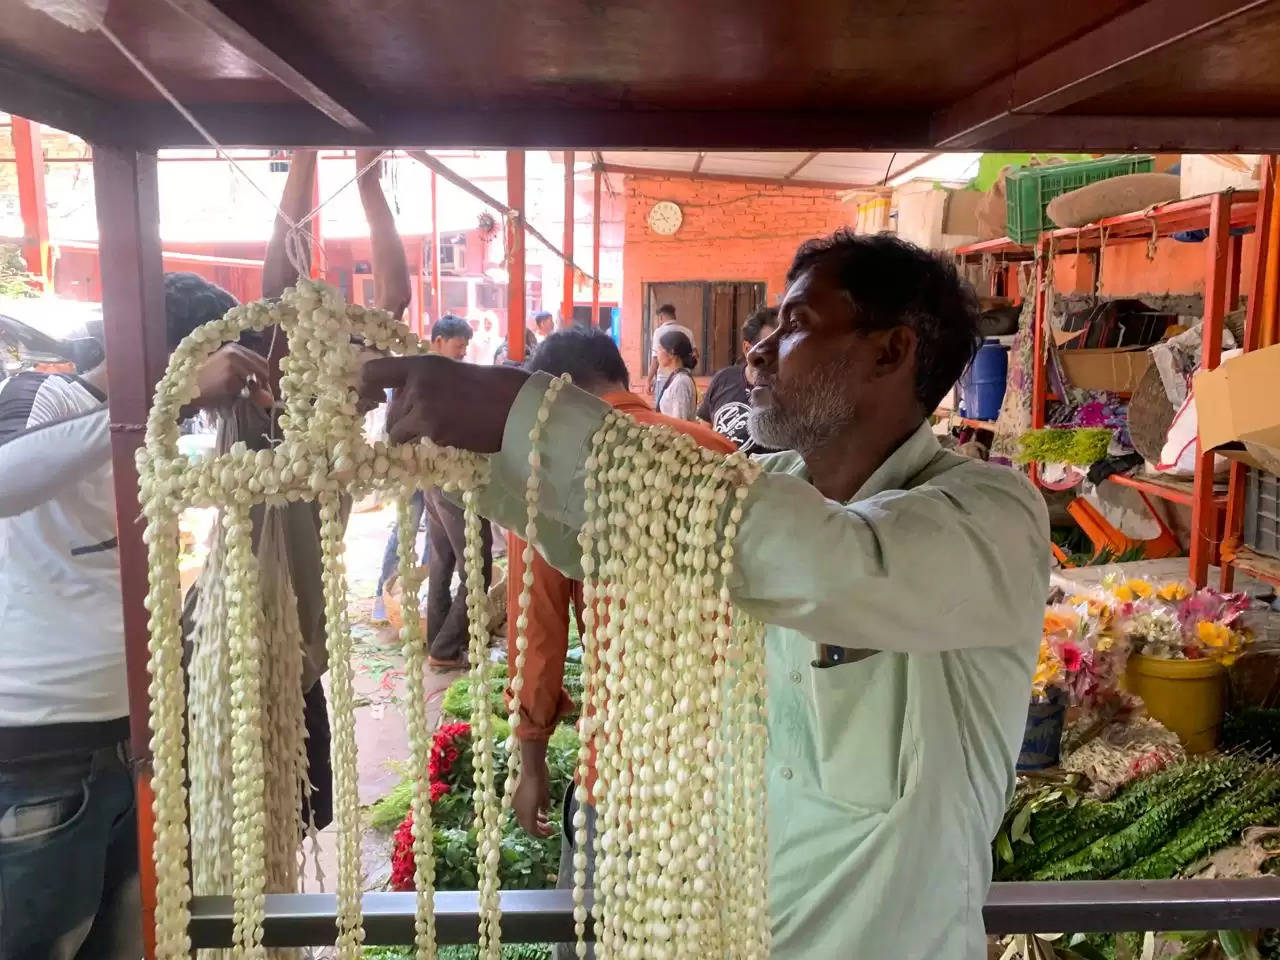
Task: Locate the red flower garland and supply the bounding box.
[390,722,472,891]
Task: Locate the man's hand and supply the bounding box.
[194,343,273,409]
[360,355,529,452]
[512,741,554,838]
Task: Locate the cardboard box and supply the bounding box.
[1195,344,1280,473]
[944,189,984,236]
[893,183,978,252]
[1058,346,1152,393]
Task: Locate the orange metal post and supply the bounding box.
[592,166,601,332]
[93,143,167,960]
[309,165,322,279]
[1222,157,1277,590]
[12,116,50,284]
[506,150,527,649]
[1190,193,1232,588]
[561,151,575,329]
[1029,240,1048,487]
[430,169,441,325]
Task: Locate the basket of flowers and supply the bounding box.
[1110,578,1255,753]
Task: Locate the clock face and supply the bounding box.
[647,200,683,236]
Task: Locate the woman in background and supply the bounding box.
[654,328,698,420]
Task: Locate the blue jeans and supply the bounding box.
[0,741,142,959]
[376,489,429,596]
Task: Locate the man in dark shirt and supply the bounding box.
[697,305,778,452]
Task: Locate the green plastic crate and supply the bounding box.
[1005,155,1155,244]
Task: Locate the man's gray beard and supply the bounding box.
[747,357,856,454]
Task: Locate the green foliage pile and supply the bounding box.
[441,658,583,727]
[1016,427,1112,466]
[0,245,37,299]
[995,756,1280,882]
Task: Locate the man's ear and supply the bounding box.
[871,326,916,379]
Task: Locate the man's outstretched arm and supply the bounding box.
[363,356,1049,657]
[355,149,412,321]
[262,150,318,301]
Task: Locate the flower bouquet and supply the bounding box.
[1035,597,1128,708]
[1107,578,1253,666]
[1106,577,1256,752]
[1022,598,1130,771]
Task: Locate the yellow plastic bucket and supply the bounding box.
[1125,654,1226,754]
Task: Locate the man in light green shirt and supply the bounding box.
[365,231,1049,959]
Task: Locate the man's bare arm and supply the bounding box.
[355,149,412,321]
[262,150,318,301]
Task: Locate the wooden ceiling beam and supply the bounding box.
[116,105,932,150]
[932,0,1279,149]
[985,114,1280,153]
[0,55,128,146]
[160,0,375,134]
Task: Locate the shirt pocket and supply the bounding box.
[808,651,915,814]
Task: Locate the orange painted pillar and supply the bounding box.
[430,169,441,325]
[12,116,50,284]
[506,150,527,648]
[1222,157,1278,590]
[592,167,602,332]
[561,151,575,329]
[1191,193,1231,588]
[309,162,322,280]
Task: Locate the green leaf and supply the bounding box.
[997,832,1015,863]
[1011,803,1035,844]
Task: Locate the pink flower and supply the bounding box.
[1059,641,1083,672]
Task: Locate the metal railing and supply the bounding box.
[188,880,1280,948]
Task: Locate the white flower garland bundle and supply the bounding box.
[565,411,771,960]
[139,280,489,959]
[140,279,771,960]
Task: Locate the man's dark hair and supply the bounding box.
[741,306,778,346]
[432,314,472,342]
[527,328,629,391]
[656,303,677,320]
[786,230,980,411]
[164,271,238,352]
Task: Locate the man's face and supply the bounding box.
[536,315,554,336]
[433,335,470,361]
[747,263,911,453]
[742,323,777,386]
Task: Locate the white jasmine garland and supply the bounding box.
[139,279,769,960]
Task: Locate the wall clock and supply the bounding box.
[647,200,683,236]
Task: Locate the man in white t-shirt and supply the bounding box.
[0,273,272,959]
[646,302,695,397]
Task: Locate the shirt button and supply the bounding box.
[780,767,794,780]
[789,670,802,684]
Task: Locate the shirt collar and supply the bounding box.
[851,420,943,502]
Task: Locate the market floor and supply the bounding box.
[304,500,478,896]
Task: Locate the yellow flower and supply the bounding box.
[1032,639,1062,696]
[1197,620,1231,649]
[1126,579,1154,599]
[1096,634,1115,653]
[1158,582,1191,602]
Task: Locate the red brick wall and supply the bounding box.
[621,176,851,374]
